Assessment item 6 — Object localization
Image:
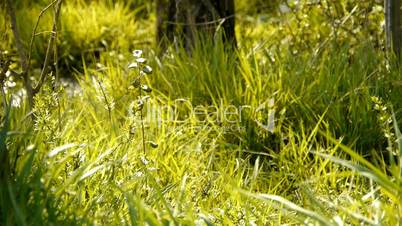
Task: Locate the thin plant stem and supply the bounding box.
[138,76,146,154]
[94,76,112,122]
[27,0,59,73]
[34,0,63,94]
[5,0,33,108]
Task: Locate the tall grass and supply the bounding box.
[1,39,401,224]
[0,0,153,72]
[1,0,401,225]
[154,40,400,152]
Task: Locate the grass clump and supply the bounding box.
[0,0,153,72]
[60,1,153,68]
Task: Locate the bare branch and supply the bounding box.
[27,0,59,72]
[34,0,63,94]
[5,0,34,108]
[5,0,28,72]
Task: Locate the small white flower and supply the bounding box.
[6,80,16,88]
[140,156,149,165]
[26,144,36,151]
[11,95,21,108]
[140,84,152,93]
[132,50,143,58]
[136,58,146,63]
[128,62,138,69]
[143,65,153,74]
[134,171,144,177]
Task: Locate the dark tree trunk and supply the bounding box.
[156,0,176,50]
[385,0,401,56]
[156,0,236,51]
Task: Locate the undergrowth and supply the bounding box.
[0,0,401,225]
[1,42,401,225]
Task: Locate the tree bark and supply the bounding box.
[385,0,401,56]
[156,0,236,51]
[156,0,177,50]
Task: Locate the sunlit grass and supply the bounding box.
[2,41,401,224]
[1,0,401,225]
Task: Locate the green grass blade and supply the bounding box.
[239,189,335,226]
[312,151,399,202]
[319,132,401,193]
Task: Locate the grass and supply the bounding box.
[2,43,401,225]
[0,0,153,72]
[1,0,401,225]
